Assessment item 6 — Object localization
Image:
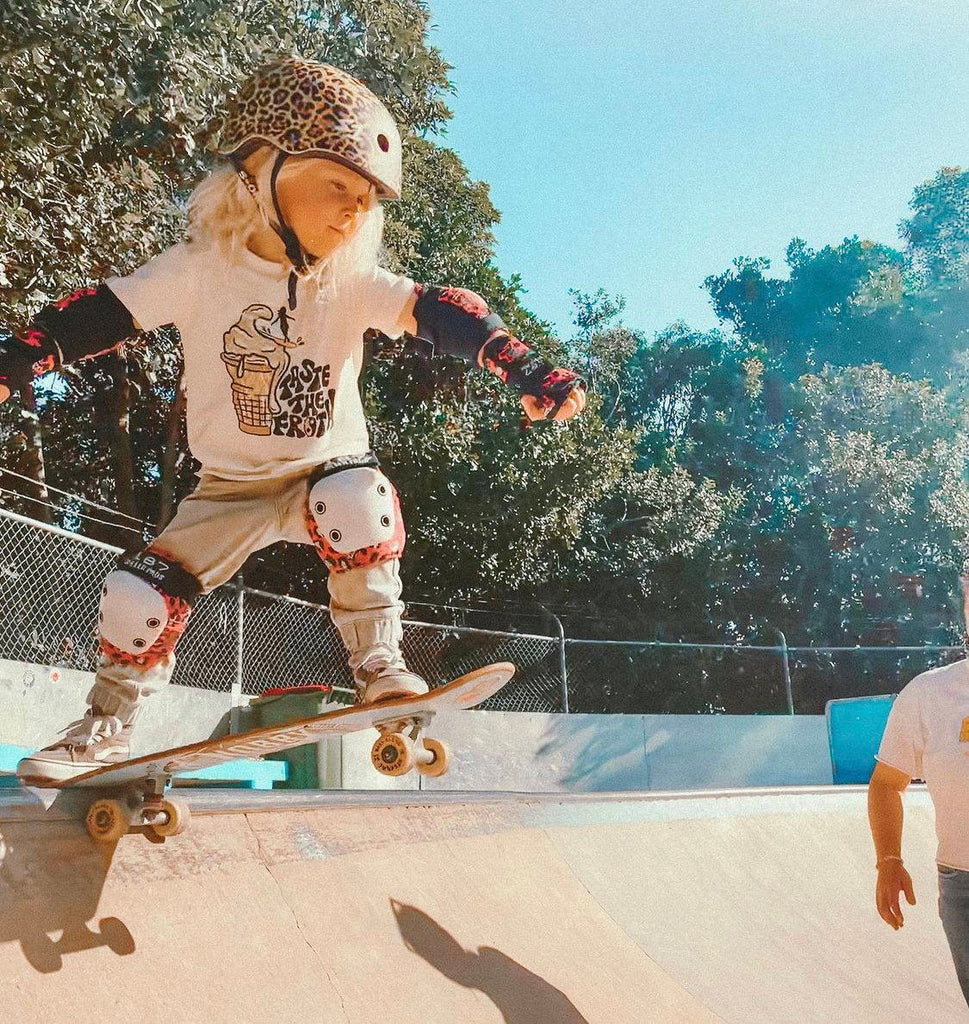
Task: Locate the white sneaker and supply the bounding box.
[16,711,132,786]
[356,659,429,705]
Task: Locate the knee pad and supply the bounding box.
[98,548,202,668]
[305,465,405,573]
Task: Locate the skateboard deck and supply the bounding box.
[58,661,516,843]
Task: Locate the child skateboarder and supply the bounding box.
[0,57,586,784]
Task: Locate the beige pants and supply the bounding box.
[89,460,408,720]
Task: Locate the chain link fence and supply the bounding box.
[0,508,565,712]
[1,507,964,716]
[564,640,784,715]
[783,644,965,715]
[238,587,561,711]
[562,638,965,715]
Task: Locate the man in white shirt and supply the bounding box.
[870,651,969,1005]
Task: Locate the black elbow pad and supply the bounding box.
[413,284,507,363]
[31,283,138,366]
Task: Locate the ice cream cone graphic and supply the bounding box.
[222,304,302,435]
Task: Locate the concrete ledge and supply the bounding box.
[0,744,287,791]
[342,709,834,791]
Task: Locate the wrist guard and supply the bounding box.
[479,334,586,416]
[412,282,586,415]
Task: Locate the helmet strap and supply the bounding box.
[235,165,259,198]
[231,156,273,235]
[269,151,323,310]
[231,151,321,312]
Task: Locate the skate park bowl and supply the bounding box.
[0,784,962,1022]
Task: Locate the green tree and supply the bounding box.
[1,0,451,538]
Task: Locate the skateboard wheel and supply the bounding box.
[85,799,129,843]
[150,798,191,838]
[98,917,136,957]
[19,930,62,974]
[371,733,415,776]
[416,738,450,777]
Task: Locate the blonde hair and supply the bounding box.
[184,147,386,304]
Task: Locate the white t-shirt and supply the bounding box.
[876,658,969,869]
[105,242,416,479]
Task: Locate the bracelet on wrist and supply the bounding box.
[876,855,903,868]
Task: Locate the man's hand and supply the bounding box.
[875,860,916,930]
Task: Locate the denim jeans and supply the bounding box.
[938,864,969,1006]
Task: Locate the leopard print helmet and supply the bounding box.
[217,57,402,200]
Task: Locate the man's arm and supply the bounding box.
[869,760,917,930]
[869,760,911,864]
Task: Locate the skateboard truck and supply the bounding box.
[370,710,450,778]
[84,771,191,844]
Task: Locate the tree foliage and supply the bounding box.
[5,5,969,713]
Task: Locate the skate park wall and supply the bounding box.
[0,657,833,792]
[340,709,833,792]
[0,658,233,753]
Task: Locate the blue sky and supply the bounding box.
[426,0,969,340]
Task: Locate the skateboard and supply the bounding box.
[57,662,516,844]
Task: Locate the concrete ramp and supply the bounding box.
[0,787,962,1023]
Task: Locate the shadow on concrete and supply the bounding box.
[535,713,652,791]
[391,898,589,1023]
[0,790,135,972]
